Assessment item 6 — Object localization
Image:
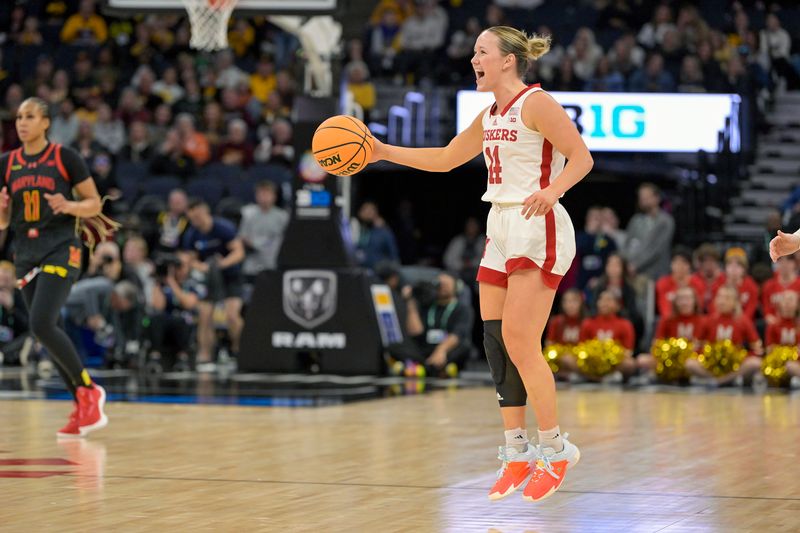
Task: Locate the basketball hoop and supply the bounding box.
[181,0,238,51]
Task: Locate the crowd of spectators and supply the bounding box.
[0,0,298,199]
[2,0,800,385]
[358,0,799,98]
[0,0,300,369]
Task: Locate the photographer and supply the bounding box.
[387,271,474,377]
[182,199,245,370]
[149,250,205,370]
[85,241,145,293]
[63,278,140,363]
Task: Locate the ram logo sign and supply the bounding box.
[283,270,337,329]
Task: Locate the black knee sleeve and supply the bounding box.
[484,320,526,407]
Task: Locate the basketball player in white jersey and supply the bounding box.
[370,26,593,501]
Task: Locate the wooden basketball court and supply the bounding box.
[2,387,799,532]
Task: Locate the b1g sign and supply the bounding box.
[457,91,741,153]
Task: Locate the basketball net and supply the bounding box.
[182,0,238,51]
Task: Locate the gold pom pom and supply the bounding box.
[574,339,625,379]
[544,343,572,373]
[697,340,747,377]
[651,337,695,383]
[761,346,799,387]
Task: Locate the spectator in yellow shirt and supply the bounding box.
[229,20,255,58]
[370,0,414,26]
[250,57,277,104]
[60,0,108,45]
[347,62,376,120]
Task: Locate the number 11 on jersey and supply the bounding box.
[23,190,41,222]
[485,145,503,184]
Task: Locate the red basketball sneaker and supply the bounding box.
[77,384,108,436]
[56,402,81,438]
[488,444,534,500]
[522,436,580,502]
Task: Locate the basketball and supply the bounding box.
[312,115,374,176]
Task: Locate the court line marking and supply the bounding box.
[60,473,800,502]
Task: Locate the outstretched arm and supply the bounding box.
[370,107,486,173]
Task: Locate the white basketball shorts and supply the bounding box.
[477,202,576,290]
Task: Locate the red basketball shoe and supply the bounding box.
[56,402,82,438]
[522,436,580,502]
[77,384,108,436]
[488,444,535,500]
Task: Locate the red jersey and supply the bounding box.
[655,313,705,342]
[760,275,800,319]
[700,313,760,347]
[655,275,705,317]
[690,272,722,311]
[546,315,582,345]
[579,315,635,350]
[708,275,760,320]
[765,317,799,347]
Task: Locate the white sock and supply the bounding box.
[538,426,564,453]
[504,428,528,453]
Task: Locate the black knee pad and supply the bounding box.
[483,320,527,407]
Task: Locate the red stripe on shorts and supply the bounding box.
[506,257,563,290]
[477,266,508,288]
[539,139,557,272]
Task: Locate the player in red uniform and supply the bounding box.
[761,253,800,325]
[655,246,704,318]
[638,286,705,381]
[707,247,759,320]
[370,26,593,501]
[686,286,763,386]
[570,289,636,381]
[0,98,108,437]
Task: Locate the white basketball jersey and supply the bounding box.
[480,85,566,204]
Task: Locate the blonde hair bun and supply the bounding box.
[528,33,552,60]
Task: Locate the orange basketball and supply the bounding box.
[312,115,374,176]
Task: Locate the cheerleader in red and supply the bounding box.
[546,288,584,345]
[564,289,636,381]
[768,228,800,388]
[761,254,800,325]
[764,290,799,347]
[690,243,723,312]
[686,286,763,385]
[638,286,705,379]
[707,248,759,320]
[655,246,705,318]
[545,288,584,379]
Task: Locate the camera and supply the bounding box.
[411,279,440,307]
[100,254,116,265]
[153,253,182,279]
